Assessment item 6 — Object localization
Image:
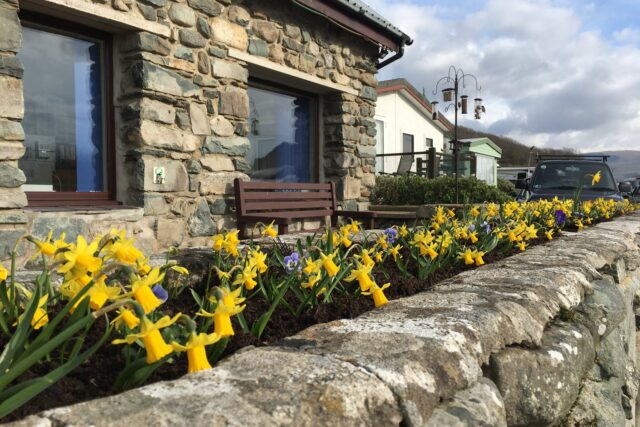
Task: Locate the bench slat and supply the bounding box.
[245,200,334,211]
[239,181,332,191]
[242,191,333,201]
[242,209,334,220]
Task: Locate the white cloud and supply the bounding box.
[373,0,640,152]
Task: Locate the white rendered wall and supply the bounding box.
[374,91,446,174]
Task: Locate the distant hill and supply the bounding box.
[454,126,576,167]
[583,151,640,181]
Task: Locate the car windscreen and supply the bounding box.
[530,162,617,192]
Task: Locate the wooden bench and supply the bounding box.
[233,178,378,238]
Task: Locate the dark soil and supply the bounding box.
[1,235,547,422]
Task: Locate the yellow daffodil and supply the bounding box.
[112,314,180,364]
[517,241,528,251]
[356,249,376,268]
[474,251,485,267]
[398,224,409,238]
[591,171,601,186]
[545,230,554,240]
[211,234,225,252]
[320,250,340,277]
[248,249,268,274]
[86,276,121,310]
[105,238,144,265]
[344,262,375,292]
[262,221,278,238]
[31,295,49,330]
[470,207,480,217]
[136,257,152,275]
[111,308,140,330]
[458,248,475,265]
[217,286,246,310]
[301,272,321,290]
[233,266,258,290]
[172,332,221,374]
[362,282,391,308]
[32,230,69,258]
[223,230,241,257]
[0,263,7,281]
[374,251,383,263]
[131,267,165,313]
[340,225,352,237]
[468,231,478,243]
[340,233,353,248]
[376,235,388,250]
[349,220,362,234]
[389,244,401,262]
[197,301,244,337]
[58,236,102,277]
[425,243,439,260]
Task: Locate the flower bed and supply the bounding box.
[0,197,638,421]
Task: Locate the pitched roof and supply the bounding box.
[377,78,454,131]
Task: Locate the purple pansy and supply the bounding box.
[283,251,301,273]
[555,209,567,226]
[152,284,168,303]
[384,228,397,243]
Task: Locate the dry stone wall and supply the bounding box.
[8,214,640,426]
[0,0,381,262]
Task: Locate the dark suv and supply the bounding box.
[516,156,624,202]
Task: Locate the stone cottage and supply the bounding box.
[0,0,411,261]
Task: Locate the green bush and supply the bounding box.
[497,178,517,195]
[371,175,514,205]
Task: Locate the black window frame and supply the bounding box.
[18,10,117,207]
[247,78,320,183]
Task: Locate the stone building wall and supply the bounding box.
[9,212,640,426]
[0,0,382,263]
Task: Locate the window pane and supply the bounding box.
[426,138,433,148]
[402,133,414,153]
[247,86,315,182]
[19,26,105,192]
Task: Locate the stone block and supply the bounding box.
[0,7,21,52]
[202,136,250,157]
[283,37,305,53]
[0,55,23,78]
[269,45,285,64]
[575,276,626,346]
[232,158,250,172]
[252,20,279,43]
[0,187,26,208]
[248,39,268,57]
[426,379,507,427]
[360,86,377,101]
[168,3,196,27]
[329,152,358,169]
[133,120,200,152]
[0,142,25,160]
[210,17,248,51]
[134,158,189,192]
[197,17,211,38]
[189,103,210,136]
[218,88,250,118]
[357,144,377,159]
[179,29,207,48]
[0,75,23,119]
[210,115,235,136]
[156,218,186,247]
[187,0,223,16]
[298,54,316,74]
[174,46,194,62]
[197,51,210,74]
[138,98,176,124]
[121,33,171,56]
[142,194,169,215]
[227,5,250,26]
[198,171,248,195]
[209,197,232,215]
[488,322,595,426]
[361,173,375,188]
[210,59,248,82]
[0,229,26,259]
[131,62,200,98]
[200,154,234,171]
[338,176,361,200]
[32,216,86,242]
[187,199,216,236]
[0,162,25,187]
[137,3,157,21]
[0,210,26,224]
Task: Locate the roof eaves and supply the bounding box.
[329,0,413,44]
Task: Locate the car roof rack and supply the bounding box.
[536,154,609,163]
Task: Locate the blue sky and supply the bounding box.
[368,0,640,151]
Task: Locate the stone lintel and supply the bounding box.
[20,0,171,37]
[227,48,359,96]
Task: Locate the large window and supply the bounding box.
[247,84,317,182]
[18,14,113,205]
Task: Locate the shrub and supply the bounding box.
[497,178,517,196]
[371,175,514,205]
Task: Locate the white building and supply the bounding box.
[375,79,453,174]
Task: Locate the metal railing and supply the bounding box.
[375,147,475,178]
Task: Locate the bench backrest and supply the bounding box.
[234,178,338,218]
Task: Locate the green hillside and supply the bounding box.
[454,126,576,166]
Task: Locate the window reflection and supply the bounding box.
[18,25,105,192]
[247,86,315,182]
